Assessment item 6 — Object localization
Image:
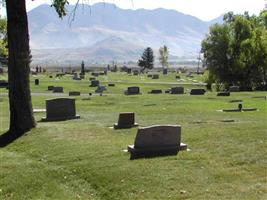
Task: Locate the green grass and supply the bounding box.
[0,72,266,199]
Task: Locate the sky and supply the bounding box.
[2,0,267,21]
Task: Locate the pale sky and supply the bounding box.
[4,0,267,21]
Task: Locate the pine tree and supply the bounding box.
[138,47,154,71]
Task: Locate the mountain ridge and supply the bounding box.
[28,3,223,64]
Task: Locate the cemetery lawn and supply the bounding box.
[0,72,266,199]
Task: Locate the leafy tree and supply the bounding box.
[0,18,7,58]
[159,45,169,68]
[138,47,154,71]
[201,12,267,91]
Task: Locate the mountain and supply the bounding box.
[28,3,222,65]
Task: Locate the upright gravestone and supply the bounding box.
[114,112,138,129]
[190,89,205,95]
[149,89,162,94]
[90,80,100,87]
[170,87,184,94]
[95,86,107,93]
[124,86,141,95]
[53,87,64,93]
[0,80,8,88]
[127,68,132,74]
[42,98,80,121]
[35,79,39,86]
[133,70,139,76]
[163,68,168,75]
[127,125,187,159]
[48,86,54,91]
[152,74,159,79]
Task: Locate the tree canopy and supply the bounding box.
[159,45,169,68]
[201,11,267,91]
[138,47,154,71]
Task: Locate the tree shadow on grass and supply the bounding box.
[0,130,24,148]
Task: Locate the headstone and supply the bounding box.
[190,89,205,95]
[152,74,159,79]
[133,70,139,76]
[217,91,230,96]
[0,80,8,88]
[80,74,85,79]
[165,90,170,93]
[35,79,39,86]
[127,68,132,74]
[229,86,240,92]
[104,70,108,75]
[91,72,99,77]
[170,87,184,94]
[149,89,162,94]
[108,83,115,87]
[53,87,64,93]
[114,112,138,129]
[95,86,107,93]
[0,67,3,74]
[124,86,141,95]
[127,125,187,159]
[90,80,100,87]
[163,68,168,75]
[41,98,80,121]
[69,91,81,96]
[48,86,54,91]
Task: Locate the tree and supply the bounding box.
[159,45,169,68]
[2,0,69,138]
[138,47,154,71]
[0,18,7,58]
[201,12,267,91]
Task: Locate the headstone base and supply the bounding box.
[128,143,187,159]
[41,115,80,122]
[114,123,139,129]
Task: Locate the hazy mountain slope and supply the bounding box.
[28,3,221,64]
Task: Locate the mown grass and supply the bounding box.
[0,71,266,200]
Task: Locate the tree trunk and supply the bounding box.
[6,0,36,134]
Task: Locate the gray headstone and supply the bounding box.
[190,89,205,95]
[152,74,159,79]
[90,80,100,87]
[42,98,80,121]
[48,86,54,91]
[163,68,168,75]
[53,87,64,93]
[124,86,140,95]
[114,112,138,129]
[170,87,184,94]
[0,80,8,88]
[95,86,107,93]
[128,125,187,159]
[35,79,39,85]
[149,89,162,94]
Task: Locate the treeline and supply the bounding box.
[201,11,267,91]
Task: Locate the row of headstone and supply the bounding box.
[0,80,8,88]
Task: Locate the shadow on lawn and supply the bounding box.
[0,131,24,147]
